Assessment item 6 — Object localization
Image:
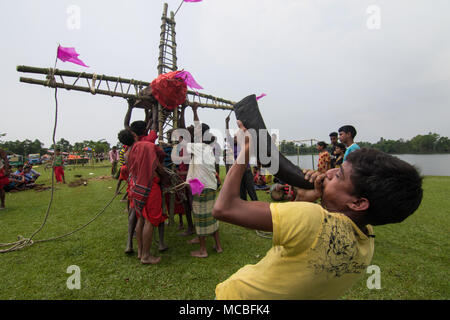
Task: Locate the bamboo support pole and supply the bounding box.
[19,77,142,99]
[19,77,234,110]
[17,65,149,87]
[158,3,169,76]
[170,11,177,71]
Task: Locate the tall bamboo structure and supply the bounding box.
[16,2,235,225]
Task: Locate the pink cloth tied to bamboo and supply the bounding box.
[256,93,267,100]
[175,70,203,90]
[188,178,204,195]
[57,45,89,67]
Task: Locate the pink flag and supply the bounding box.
[175,70,203,90]
[57,45,89,67]
[184,0,203,2]
[256,93,267,100]
[188,178,204,195]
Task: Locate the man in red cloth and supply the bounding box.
[0,148,10,210]
[119,129,166,265]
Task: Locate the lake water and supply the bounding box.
[285,154,450,176]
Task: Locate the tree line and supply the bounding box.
[0,137,112,157]
[279,132,450,155]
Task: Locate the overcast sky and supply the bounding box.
[1,0,449,148]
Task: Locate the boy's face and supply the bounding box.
[338,131,350,144]
[321,161,358,212]
[330,136,338,145]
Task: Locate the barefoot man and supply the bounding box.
[120,128,166,265]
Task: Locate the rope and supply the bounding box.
[0,66,124,253]
[0,184,125,253]
[255,230,273,239]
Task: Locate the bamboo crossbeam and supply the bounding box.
[19,77,142,99]
[19,76,235,110]
[17,65,149,87]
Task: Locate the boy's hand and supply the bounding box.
[235,120,251,165]
[296,170,326,202]
[191,102,199,112]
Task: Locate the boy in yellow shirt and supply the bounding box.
[213,121,423,300]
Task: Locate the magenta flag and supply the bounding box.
[256,93,267,100]
[188,178,204,195]
[175,70,203,90]
[57,45,89,67]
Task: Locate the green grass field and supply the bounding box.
[0,163,449,300]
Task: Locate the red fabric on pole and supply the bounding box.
[151,71,187,110]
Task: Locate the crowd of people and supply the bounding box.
[0,101,424,300]
[0,152,42,204]
[0,147,69,209]
[114,103,422,299]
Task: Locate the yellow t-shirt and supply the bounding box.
[215,202,374,300]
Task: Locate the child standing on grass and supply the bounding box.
[52,148,65,184]
[0,148,10,210]
[186,103,223,258]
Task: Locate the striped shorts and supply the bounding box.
[192,188,219,236]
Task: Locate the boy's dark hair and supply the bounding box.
[338,125,357,139]
[189,123,213,145]
[118,129,135,147]
[329,132,338,138]
[130,120,147,136]
[202,123,213,145]
[317,141,328,148]
[336,143,346,152]
[347,148,423,226]
[55,148,61,152]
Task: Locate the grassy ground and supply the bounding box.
[0,163,448,300]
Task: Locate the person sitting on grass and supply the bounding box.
[253,166,269,190]
[21,165,37,186]
[212,120,423,299]
[14,165,24,176]
[4,173,26,192]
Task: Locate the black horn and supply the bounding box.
[233,94,314,190]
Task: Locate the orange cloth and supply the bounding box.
[317,151,331,173]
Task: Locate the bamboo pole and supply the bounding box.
[19,77,235,110]
[17,65,149,87]
[158,3,168,76]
